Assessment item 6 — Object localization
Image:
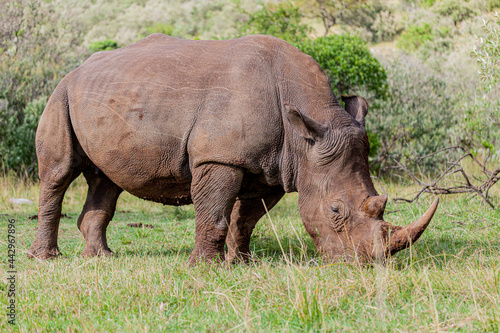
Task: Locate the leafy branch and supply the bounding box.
[473,12,500,84]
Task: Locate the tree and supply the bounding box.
[235,2,310,44]
[297,0,368,35]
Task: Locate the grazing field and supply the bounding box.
[1,175,499,332]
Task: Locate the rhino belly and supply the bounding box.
[71,102,193,205]
[89,134,192,204]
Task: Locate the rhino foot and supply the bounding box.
[81,244,113,258]
[27,246,62,260]
[188,248,226,265]
[226,252,253,265]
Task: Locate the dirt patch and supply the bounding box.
[127,222,154,229]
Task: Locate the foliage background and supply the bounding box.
[1,0,499,177]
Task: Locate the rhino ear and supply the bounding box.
[285,104,327,141]
[341,95,369,127]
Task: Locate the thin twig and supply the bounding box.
[392,146,499,209]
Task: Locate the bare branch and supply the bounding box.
[392,146,499,209]
[487,113,500,127]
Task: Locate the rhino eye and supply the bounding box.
[331,207,340,215]
[328,205,345,231]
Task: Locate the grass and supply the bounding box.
[1,175,500,332]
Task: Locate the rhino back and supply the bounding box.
[66,34,289,199]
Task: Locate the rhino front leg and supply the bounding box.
[78,168,122,257]
[226,188,285,264]
[189,163,244,263]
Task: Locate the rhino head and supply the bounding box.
[285,96,438,262]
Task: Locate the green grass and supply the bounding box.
[1,176,500,332]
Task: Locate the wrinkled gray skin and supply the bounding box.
[28,34,438,263]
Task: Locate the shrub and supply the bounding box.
[143,23,177,37]
[89,39,119,52]
[372,10,398,42]
[366,55,457,171]
[466,13,500,153]
[420,0,438,8]
[0,0,85,176]
[397,23,435,52]
[297,34,388,98]
[433,0,477,25]
[488,0,500,10]
[461,90,500,149]
[0,97,46,174]
[473,13,500,84]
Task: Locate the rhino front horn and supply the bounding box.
[388,197,439,255]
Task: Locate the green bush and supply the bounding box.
[372,10,399,42]
[0,0,86,176]
[487,0,500,10]
[461,93,500,149]
[143,23,177,37]
[89,39,119,52]
[366,128,381,159]
[0,97,46,173]
[366,55,457,171]
[465,13,500,152]
[396,23,435,52]
[473,13,500,84]
[297,34,388,98]
[420,0,438,8]
[433,0,476,25]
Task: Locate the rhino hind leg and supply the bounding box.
[189,163,244,263]
[226,188,285,264]
[78,168,122,257]
[28,173,80,259]
[29,85,84,259]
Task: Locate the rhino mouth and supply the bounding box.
[319,196,440,262]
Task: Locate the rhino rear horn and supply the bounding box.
[361,195,387,219]
[285,104,327,141]
[341,95,368,127]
